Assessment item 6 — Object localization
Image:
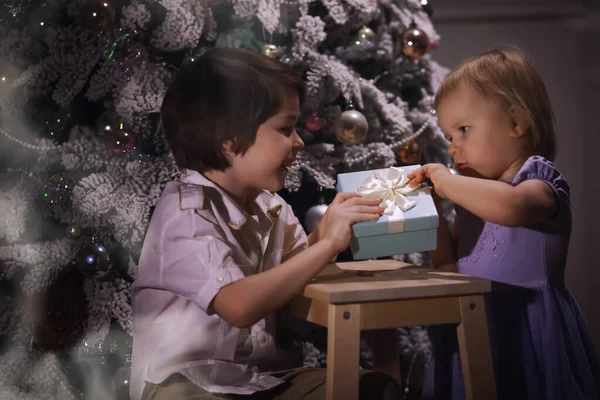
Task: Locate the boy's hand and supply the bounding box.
[408,163,453,199]
[317,192,384,254]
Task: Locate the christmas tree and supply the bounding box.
[0,0,452,398]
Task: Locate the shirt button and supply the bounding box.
[216,276,224,283]
[258,333,267,344]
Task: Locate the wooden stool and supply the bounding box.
[289,260,497,400]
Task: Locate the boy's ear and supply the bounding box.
[509,106,529,138]
[222,140,236,155]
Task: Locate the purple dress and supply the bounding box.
[423,156,600,399]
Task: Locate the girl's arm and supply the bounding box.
[439,175,556,227]
[409,164,557,227]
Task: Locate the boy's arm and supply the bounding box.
[212,239,338,328]
[307,231,318,246]
[439,175,556,227]
[215,194,382,328]
[307,229,337,262]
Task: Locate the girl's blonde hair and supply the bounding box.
[434,47,556,161]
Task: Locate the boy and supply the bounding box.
[130,47,400,400]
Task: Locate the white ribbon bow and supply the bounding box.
[355,167,421,215]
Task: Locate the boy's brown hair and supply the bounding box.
[161,47,305,173]
[434,47,556,161]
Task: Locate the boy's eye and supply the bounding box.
[459,126,470,134]
[279,127,295,136]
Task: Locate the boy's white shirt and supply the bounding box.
[130,170,308,400]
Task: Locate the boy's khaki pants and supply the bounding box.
[142,368,400,400]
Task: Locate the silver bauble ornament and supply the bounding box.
[334,110,369,145]
[304,204,328,234]
[76,244,112,278]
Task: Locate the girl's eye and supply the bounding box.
[459,126,470,134]
[445,136,453,143]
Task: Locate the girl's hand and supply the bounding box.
[316,192,384,254]
[408,163,453,199]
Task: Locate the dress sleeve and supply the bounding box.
[512,155,571,215]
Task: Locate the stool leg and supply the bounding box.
[327,304,360,400]
[456,295,497,400]
[371,329,402,387]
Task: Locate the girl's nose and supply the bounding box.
[448,139,459,155]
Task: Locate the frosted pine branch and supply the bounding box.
[150,0,205,51]
[79,280,114,350]
[0,175,36,243]
[342,142,397,171]
[115,65,171,122]
[233,0,260,19]
[86,61,126,102]
[321,0,348,24]
[60,126,117,171]
[52,45,102,106]
[120,3,152,31]
[285,144,340,191]
[0,239,77,293]
[257,0,283,33]
[112,279,133,334]
[359,78,411,138]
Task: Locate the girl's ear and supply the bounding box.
[509,106,530,138]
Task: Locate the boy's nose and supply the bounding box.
[292,130,304,150]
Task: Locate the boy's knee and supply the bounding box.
[359,370,402,400]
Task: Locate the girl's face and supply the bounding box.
[437,83,528,181]
[226,91,304,196]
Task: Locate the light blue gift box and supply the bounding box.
[336,165,439,260]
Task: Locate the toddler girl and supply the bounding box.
[409,47,600,399]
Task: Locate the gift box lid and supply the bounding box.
[336,165,439,238]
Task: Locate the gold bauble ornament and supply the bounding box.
[397,140,421,165]
[261,44,279,58]
[334,110,369,145]
[356,26,375,44]
[399,22,430,60]
[65,223,83,240]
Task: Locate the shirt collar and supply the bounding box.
[179,169,283,230]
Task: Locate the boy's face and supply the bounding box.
[228,91,304,194]
[437,83,525,180]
